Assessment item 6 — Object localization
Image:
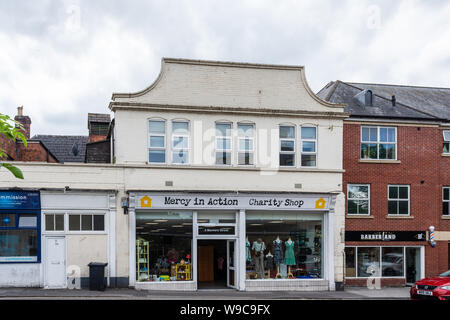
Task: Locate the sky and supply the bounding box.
[0,0,449,136]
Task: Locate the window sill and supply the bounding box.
[441,216,450,220]
[359,159,401,164]
[386,215,414,219]
[346,215,374,219]
[441,153,450,157]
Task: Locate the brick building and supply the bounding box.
[318,81,450,286]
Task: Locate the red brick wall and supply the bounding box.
[0,133,16,160]
[15,142,58,163]
[89,134,107,143]
[343,122,450,284]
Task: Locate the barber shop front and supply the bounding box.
[128,192,337,291]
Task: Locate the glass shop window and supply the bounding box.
[245,211,323,280]
[68,214,105,231]
[135,211,193,282]
[0,212,39,263]
[382,247,404,277]
[345,247,356,277]
[357,247,380,277]
[45,214,64,231]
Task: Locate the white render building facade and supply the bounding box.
[0,58,347,291]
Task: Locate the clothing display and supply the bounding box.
[273,240,284,265]
[254,253,265,279]
[251,240,266,253]
[265,254,274,270]
[246,240,252,262]
[284,241,296,266]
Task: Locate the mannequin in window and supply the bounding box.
[285,237,296,278]
[265,251,274,278]
[273,236,283,278]
[252,238,266,279]
[246,236,252,263]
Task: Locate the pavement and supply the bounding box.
[0,286,411,300]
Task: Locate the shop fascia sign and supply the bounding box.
[136,193,330,211]
[345,231,427,242]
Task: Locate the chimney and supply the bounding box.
[14,106,31,139]
[391,95,396,107]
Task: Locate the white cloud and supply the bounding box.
[0,0,449,135]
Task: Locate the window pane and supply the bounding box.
[361,143,377,159]
[382,247,404,277]
[215,152,231,165]
[301,127,316,139]
[216,138,231,150]
[0,214,15,228]
[45,214,54,231]
[279,126,295,139]
[398,201,409,215]
[239,138,253,151]
[388,128,396,142]
[172,122,188,134]
[443,130,450,141]
[238,152,254,165]
[345,247,356,277]
[173,136,188,149]
[93,215,105,231]
[0,229,38,260]
[216,123,231,136]
[369,128,377,142]
[302,141,315,152]
[55,215,64,231]
[280,140,294,151]
[398,187,408,199]
[358,200,369,214]
[149,150,165,163]
[380,128,388,142]
[349,185,368,199]
[149,121,165,134]
[385,144,395,159]
[362,127,370,141]
[379,144,387,159]
[388,201,398,214]
[69,215,80,230]
[81,215,92,231]
[444,143,450,154]
[389,186,398,199]
[444,202,449,216]
[348,200,358,214]
[444,188,449,201]
[357,247,380,277]
[172,151,189,164]
[150,136,165,148]
[238,124,253,137]
[301,154,316,167]
[280,154,294,166]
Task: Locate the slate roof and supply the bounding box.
[32,135,89,163]
[317,81,450,121]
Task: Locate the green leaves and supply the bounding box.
[0,112,27,179]
[0,163,24,179]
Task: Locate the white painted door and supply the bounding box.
[226,240,237,289]
[45,237,66,288]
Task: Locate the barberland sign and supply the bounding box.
[136,193,330,211]
[345,231,427,242]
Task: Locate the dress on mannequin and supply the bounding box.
[273,240,284,265]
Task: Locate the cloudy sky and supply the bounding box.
[0,0,449,135]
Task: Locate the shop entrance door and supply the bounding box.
[197,240,229,289]
[406,247,421,284]
[44,236,66,289]
[226,240,237,288]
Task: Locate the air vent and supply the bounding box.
[71,143,79,156]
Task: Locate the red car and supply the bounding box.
[410,270,450,300]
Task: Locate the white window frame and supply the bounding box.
[443,130,450,154]
[171,120,190,165]
[43,213,66,233]
[67,213,107,234]
[361,126,397,160]
[443,187,450,216]
[148,119,166,164]
[237,123,255,166]
[387,185,410,216]
[300,125,317,167]
[215,122,233,166]
[347,184,370,215]
[279,125,296,167]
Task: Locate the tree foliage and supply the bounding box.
[0,113,27,179]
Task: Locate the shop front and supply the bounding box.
[128,192,338,291]
[344,230,427,286]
